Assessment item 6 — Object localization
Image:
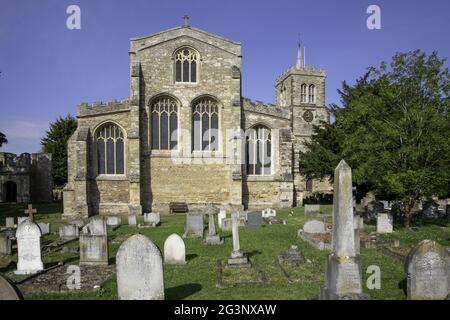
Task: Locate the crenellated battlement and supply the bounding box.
[276,66,326,85]
[243,97,291,119]
[0,152,31,173]
[77,98,131,118]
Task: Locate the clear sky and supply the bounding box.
[1,0,449,154]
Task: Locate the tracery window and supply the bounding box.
[300,84,307,103]
[175,47,198,83]
[96,123,125,175]
[192,97,219,151]
[151,96,179,150]
[246,126,271,176]
[308,84,316,104]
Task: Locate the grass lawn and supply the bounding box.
[1,203,449,300]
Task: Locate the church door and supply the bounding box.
[4,181,17,203]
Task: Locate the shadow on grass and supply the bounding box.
[186,254,198,262]
[246,250,262,259]
[165,283,202,300]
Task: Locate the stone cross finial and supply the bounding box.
[24,204,37,222]
[183,15,189,27]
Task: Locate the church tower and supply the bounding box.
[275,39,330,205]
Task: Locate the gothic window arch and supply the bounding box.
[308,84,316,104]
[246,125,272,176]
[300,84,307,103]
[174,47,199,83]
[192,97,219,151]
[96,123,125,175]
[151,96,179,150]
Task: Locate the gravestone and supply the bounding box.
[239,211,248,221]
[278,245,305,265]
[221,218,232,232]
[15,220,44,275]
[17,217,28,225]
[183,213,204,238]
[303,220,326,234]
[164,233,186,264]
[405,240,450,300]
[0,234,12,255]
[247,212,262,230]
[377,213,393,234]
[59,223,79,240]
[79,217,108,266]
[37,223,50,236]
[262,208,276,219]
[320,160,368,300]
[205,212,223,245]
[5,217,14,228]
[380,201,391,211]
[128,215,137,226]
[361,192,376,208]
[0,274,23,300]
[144,212,160,226]
[218,209,226,229]
[106,216,122,226]
[304,204,321,215]
[116,234,164,300]
[71,220,85,228]
[227,212,248,266]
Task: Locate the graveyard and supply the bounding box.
[1,198,449,300]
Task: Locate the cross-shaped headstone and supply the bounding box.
[183,15,189,27]
[24,204,37,222]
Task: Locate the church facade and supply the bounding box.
[63,22,331,218]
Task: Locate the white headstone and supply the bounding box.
[59,224,79,240]
[218,210,226,229]
[5,217,14,228]
[305,204,321,215]
[128,215,137,226]
[377,213,393,233]
[82,216,107,236]
[144,212,160,226]
[15,220,44,275]
[164,234,186,264]
[106,216,122,226]
[116,234,164,300]
[303,220,327,234]
[262,208,276,219]
[80,216,108,265]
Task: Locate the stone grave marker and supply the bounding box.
[262,208,276,219]
[218,209,226,229]
[377,213,393,234]
[0,274,23,300]
[247,212,262,230]
[144,212,160,226]
[116,234,164,300]
[59,223,79,240]
[128,215,137,226]
[304,204,321,215]
[227,212,249,267]
[205,212,223,245]
[80,216,108,266]
[106,216,122,227]
[303,220,326,234]
[221,218,232,231]
[15,220,44,275]
[320,160,368,300]
[405,240,450,300]
[183,213,204,238]
[5,217,14,228]
[239,211,248,221]
[37,223,50,236]
[164,233,186,264]
[0,233,12,255]
[24,204,37,222]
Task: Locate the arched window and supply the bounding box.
[151,96,179,150]
[246,126,271,175]
[192,97,219,151]
[96,123,125,175]
[300,84,307,103]
[308,84,316,104]
[175,47,198,83]
[280,84,287,107]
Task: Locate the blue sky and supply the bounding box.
[0,0,449,154]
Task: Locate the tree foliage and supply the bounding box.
[0,131,7,147]
[300,50,450,227]
[41,115,78,187]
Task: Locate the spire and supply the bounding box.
[296,34,303,69]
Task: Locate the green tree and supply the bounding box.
[300,50,450,227]
[41,115,78,187]
[0,131,7,147]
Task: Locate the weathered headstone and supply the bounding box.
[205,212,223,245]
[59,223,79,240]
[218,209,226,229]
[37,223,50,236]
[320,160,368,300]
[361,192,376,208]
[79,217,108,266]
[247,212,262,230]
[377,213,393,234]
[128,215,137,226]
[303,220,326,234]
[405,240,450,300]
[5,217,14,228]
[239,211,248,221]
[227,212,248,266]
[262,208,276,219]
[116,234,164,300]
[144,212,160,226]
[15,220,44,275]
[106,216,122,227]
[305,204,321,215]
[0,274,23,300]
[164,233,186,264]
[221,218,232,231]
[183,213,204,238]
[0,234,12,255]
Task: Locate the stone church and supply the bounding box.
[63,20,331,218]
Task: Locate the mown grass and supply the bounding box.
[0,203,448,300]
